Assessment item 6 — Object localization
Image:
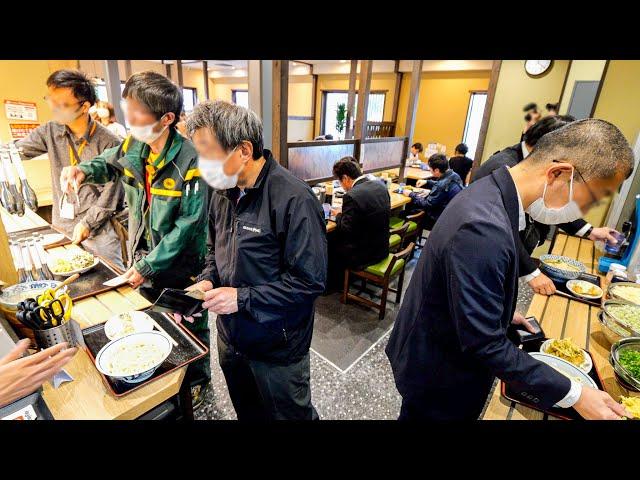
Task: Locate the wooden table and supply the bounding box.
[325,183,412,234]
[481,233,631,420]
[0,209,188,420]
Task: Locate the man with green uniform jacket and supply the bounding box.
[60,71,210,407]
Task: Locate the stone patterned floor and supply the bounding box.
[195,274,535,420]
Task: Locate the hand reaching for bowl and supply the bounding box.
[588,227,618,244]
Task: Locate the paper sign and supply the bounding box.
[9,122,39,140]
[2,404,37,420]
[4,100,38,121]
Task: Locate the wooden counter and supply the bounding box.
[1,207,187,420]
[481,233,631,420]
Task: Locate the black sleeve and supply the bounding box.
[517,235,538,277]
[335,193,356,234]
[447,221,571,409]
[558,218,588,236]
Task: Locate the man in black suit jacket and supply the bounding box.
[472,115,620,296]
[329,157,390,282]
[386,119,634,420]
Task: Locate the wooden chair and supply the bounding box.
[389,222,409,253]
[342,242,415,320]
[402,210,426,254]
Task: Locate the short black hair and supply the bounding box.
[523,114,576,147]
[523,102,538,112]
[428,153,449,172]
[412,142,423,152]
[46,69,97,106]
[122,71,182,127]
[455,143,469,155]
[546,102,560,112]
[333,156,362,180]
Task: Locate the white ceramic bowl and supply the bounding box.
[540,339,593,373]
[104,311,155,340]
[95,331,172,384]
[0,280,65,311]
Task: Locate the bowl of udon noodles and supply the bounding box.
[95,331,172,384]
[539,254,586,280]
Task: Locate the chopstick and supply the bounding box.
[150,318,179,347]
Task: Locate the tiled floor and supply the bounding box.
[195,252,536,420]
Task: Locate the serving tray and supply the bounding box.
[501,338,605,420]
[82,311,208,397]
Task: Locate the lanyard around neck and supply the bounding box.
[67,121,97,166]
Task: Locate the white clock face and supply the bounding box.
[525,60,552,76]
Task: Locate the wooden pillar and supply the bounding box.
[202,61,210,100]
[471,60,502,174]
[163,60,172,80]
[272,60,289,167]
[354,60,373,143]
[176,60,184,87]
[399,60,423,182]
[345,60,358,139]
[248,60,262,117]
[391,60,402,135]
[124,60,132,81]
[0,219,18,285]
[311,73,318,139]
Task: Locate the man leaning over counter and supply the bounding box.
[59,71,210,408]
[387,119,634,420]
[16,69,124,269]
[182,100,327,420]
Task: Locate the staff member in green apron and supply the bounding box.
[60,71,210,407]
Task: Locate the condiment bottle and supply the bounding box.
[606,263,628,285]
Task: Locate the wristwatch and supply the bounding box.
[583,226,594,238]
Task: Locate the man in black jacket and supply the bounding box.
[472,115,619,295]
[386,118,634,420]
[184,100,328,420]
[330,157,390,275]
[448,143,474,185]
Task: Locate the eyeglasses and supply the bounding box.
[552,160,601,208]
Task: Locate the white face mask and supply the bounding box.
[96,107,110,119]
[88,105,98,116]
[52,105,84,125]
[526,171,583,225]
[129,118,167,144]
[198,148,244,190]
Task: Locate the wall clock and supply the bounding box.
[525,60,553,77]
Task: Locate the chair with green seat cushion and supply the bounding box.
[406,221,418,233]
[365,255,405,277]
[389,222,409,253]
[402,210,426,255]
[389,216,404,230]
[342,242,415,320]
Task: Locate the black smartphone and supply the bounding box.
[507,316,545,347]
[150,288,205,317]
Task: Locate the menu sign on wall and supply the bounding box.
[9,123,40,140]
[4,100,38,122]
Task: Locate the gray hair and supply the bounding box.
[186,99,264,159]
[526,118,634,180]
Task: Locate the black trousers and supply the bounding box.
[218,337,319,421]
[398,381,493,421]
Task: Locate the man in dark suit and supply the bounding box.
[472,115,620,296]
[328,157,390,286]
[386,119,634,420]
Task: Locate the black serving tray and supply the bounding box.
[501,338,605,420]
[82,311,208,397]
[51,258,124,301]
[547,271,603,307]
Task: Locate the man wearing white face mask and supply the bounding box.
[387,118,634,420]
[60,71,210,408]
[183,100,327,420]
[15,69,124,270]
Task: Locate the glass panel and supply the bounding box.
[462,92,488,159]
